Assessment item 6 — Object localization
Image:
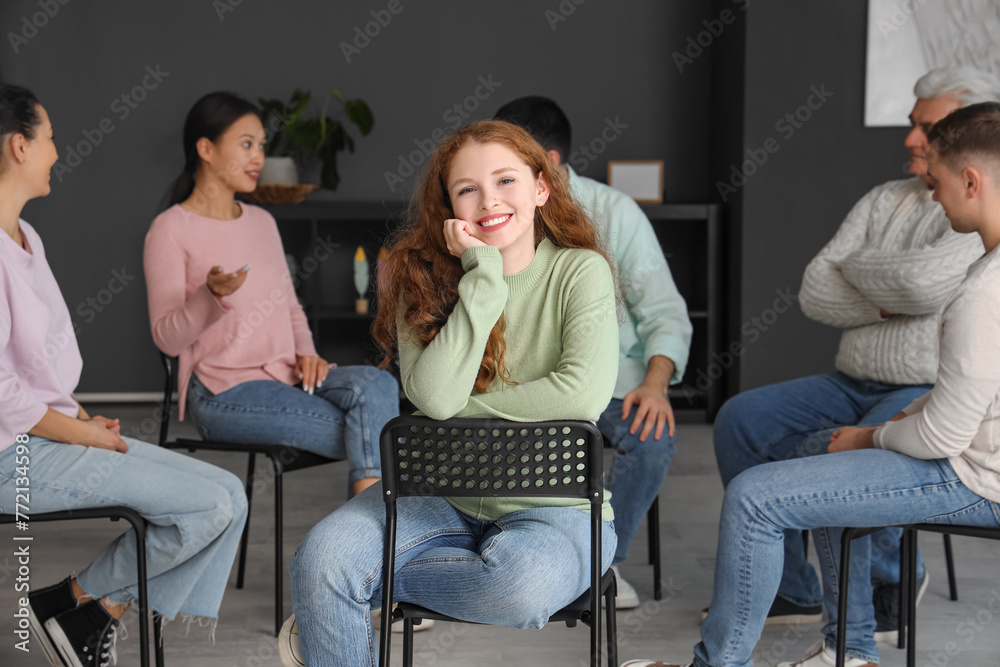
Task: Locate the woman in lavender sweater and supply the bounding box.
[144,92,398,496]
[0,84,247,667]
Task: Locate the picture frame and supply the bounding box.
[607,160,664,204]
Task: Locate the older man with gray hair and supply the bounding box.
[707,66,1000,648]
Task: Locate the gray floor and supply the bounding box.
[3,405,999,666]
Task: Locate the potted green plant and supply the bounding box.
[258,89,374,191]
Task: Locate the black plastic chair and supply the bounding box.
[157,353,342,636]
[377,415,618,667]
[836,523,1000,667]
[0,507,164,667]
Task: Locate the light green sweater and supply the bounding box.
[399,239,619,520]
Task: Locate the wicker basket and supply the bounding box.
[242,184,319,205]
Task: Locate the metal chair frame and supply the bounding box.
[836,523,1000,667]
[0,507,164,667]
[157,353,341,635]
[377,415,619,667]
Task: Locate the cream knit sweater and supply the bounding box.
[799,178,984,385]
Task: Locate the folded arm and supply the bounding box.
[799,185,888,328]
[840,230,983,316]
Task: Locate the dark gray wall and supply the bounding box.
[731,0,917,391]
[1,0,713,393]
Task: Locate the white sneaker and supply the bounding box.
[371,605,436,633]
[605,566,640,609]
[777,640,876,667]
[278,615,304,667]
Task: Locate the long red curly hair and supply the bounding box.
[374,119,614,393]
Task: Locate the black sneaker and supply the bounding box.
[44,600,121,667]
[873,572,929,643]
[28,577,77,666]
[700,596,822,625]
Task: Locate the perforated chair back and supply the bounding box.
[377,415,610,666]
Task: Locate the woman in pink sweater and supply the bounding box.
[0,83,247,667]
[144,92,397,496]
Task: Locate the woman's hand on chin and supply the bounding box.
[444,218,486,258]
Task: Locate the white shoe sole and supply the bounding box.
[277,615,304,667]
[42,617,85,667]
[28,606,61,667]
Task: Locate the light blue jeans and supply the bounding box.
[186,366,399,484]
[696,451,1000,667]
[712,372,932,606]
[0,437,247,619]
[598,398,675,564]
[289,482,616,666]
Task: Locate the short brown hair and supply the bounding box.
[928,101,1000,172]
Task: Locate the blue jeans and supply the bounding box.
[0,437,247,619]
[712,372,932,606]
[696,451,1000,666]
[186,366,399,484]
[598,398,675,564]
[289,483,616,666]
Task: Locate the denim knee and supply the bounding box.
[367,368,399,398]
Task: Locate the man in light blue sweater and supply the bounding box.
[496,97,693,608]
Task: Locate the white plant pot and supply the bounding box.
[258,156,299,185]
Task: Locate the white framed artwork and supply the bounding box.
[607,161,664,204]
[865,0,1000,127]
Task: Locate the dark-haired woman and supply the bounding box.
[0,83,248,667]
[143,92,397,496]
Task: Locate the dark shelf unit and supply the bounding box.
[266,197,723,420]
[639,203,724,421]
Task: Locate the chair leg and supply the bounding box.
[648,496,662,600]
[129,516,151,667]
[943,534,958,601]
[154,614,164,667]
[898,529,910,650]
[906,530,918,667]
[273,460,284,637]
[835,527,856,667]
[605,577,619,667]
[403,619,414,667]
[236,452,256,590]
[802,529,810,558]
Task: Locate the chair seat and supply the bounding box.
[392,568,616,626]
[169,438,339,473]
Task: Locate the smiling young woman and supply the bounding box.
[279,120,621,666]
